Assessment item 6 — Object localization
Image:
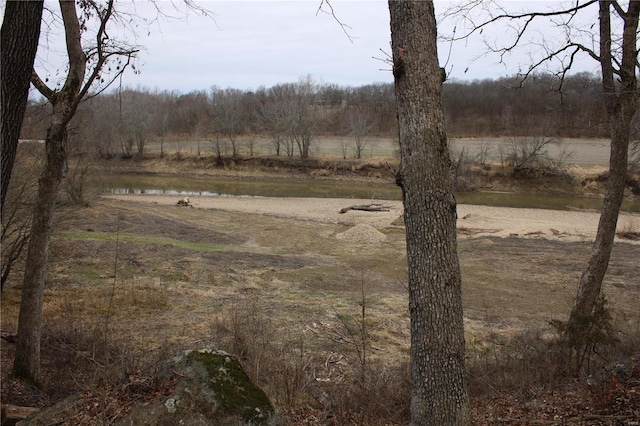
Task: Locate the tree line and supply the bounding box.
[20,71,616,159]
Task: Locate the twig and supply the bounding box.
[103,213,122,361]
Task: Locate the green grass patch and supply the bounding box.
[59,230,232,252]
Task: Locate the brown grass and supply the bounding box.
[2,186,639,423]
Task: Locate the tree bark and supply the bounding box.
[1,0,44,217]
[13,0,86,385]
[568,1,639,332]
[388,1,469,424]
[12,126,66,384]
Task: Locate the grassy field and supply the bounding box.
[142,135,614,168]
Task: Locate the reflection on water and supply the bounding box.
[94,174,402,200]
[110,188,222,197]
[94,174,640,213]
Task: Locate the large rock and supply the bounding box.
[120,349,277,425]
[17,349,277,426]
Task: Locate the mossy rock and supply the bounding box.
[183,349,275,424]
[119,349,277,425]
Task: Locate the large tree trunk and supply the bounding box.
[1,1,44,217]
[388,1,469,424]
[13,0,86,385]
[568,1,639,340]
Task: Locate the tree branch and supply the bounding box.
[30,70,55,102]
[445,0,598,41]
[76,0,114,102]
[76,1,139,105]
[317,0,354,43]
[59,0,86,97]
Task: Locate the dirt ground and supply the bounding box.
[93,193,640,325]
[3,194,638,362]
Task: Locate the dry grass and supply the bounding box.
[616,218,640,240]
[209,296,411,424]
[2,193,639,423]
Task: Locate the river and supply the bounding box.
[94,174,640,213]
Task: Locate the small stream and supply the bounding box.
[93,174,640,213]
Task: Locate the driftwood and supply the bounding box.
[177,197,191,207]
[339,203,391,214]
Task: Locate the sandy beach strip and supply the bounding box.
[101,193,640,243]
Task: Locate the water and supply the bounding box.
[94,174,402,200]
[94,174,640,213]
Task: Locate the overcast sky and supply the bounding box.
[9,1,601,95]
[133,1,397,92]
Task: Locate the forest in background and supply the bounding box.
[19,72,630,160]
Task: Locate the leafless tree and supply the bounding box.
[13,0,139,385]
[256,85,291,156]
[115,89,158,156]
[475,139,491,165]
[212,87,246,157]
[256,79,319,158]
[389,1,469,423]
[288,75,318,159]
[348,107,374,159]
[443,0,640,369]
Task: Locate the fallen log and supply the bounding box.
[0,330,17,343]
[339,203,391,214]
[2,404,39,425]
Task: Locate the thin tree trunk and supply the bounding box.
[568,1,639,329]
[389,1,469,424]
[13,0,86,385]
[12,126,66,384]
[1,0,44,217]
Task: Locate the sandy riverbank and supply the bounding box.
[102,194,640,244]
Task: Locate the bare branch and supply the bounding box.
[30,70,55,101]
[81,52,137,101]
[444,0,598,42]
[610,1,626,19]
[441,1,603,76]
[317,0,354,43]
[77,0,115,101]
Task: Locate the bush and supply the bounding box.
[503,135,573,177]
[210,297,411,424]
[551,296,618,375]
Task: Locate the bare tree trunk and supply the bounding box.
[13,0,86,385]
[389,1,469,424]
[568,1,639,333]
[1,1,44,217]
[12,126,66,384]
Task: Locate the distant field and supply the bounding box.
[449,137,612,169]
[145,136,613,168]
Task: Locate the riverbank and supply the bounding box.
[89,149,640,203]
[102,193,640,244]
